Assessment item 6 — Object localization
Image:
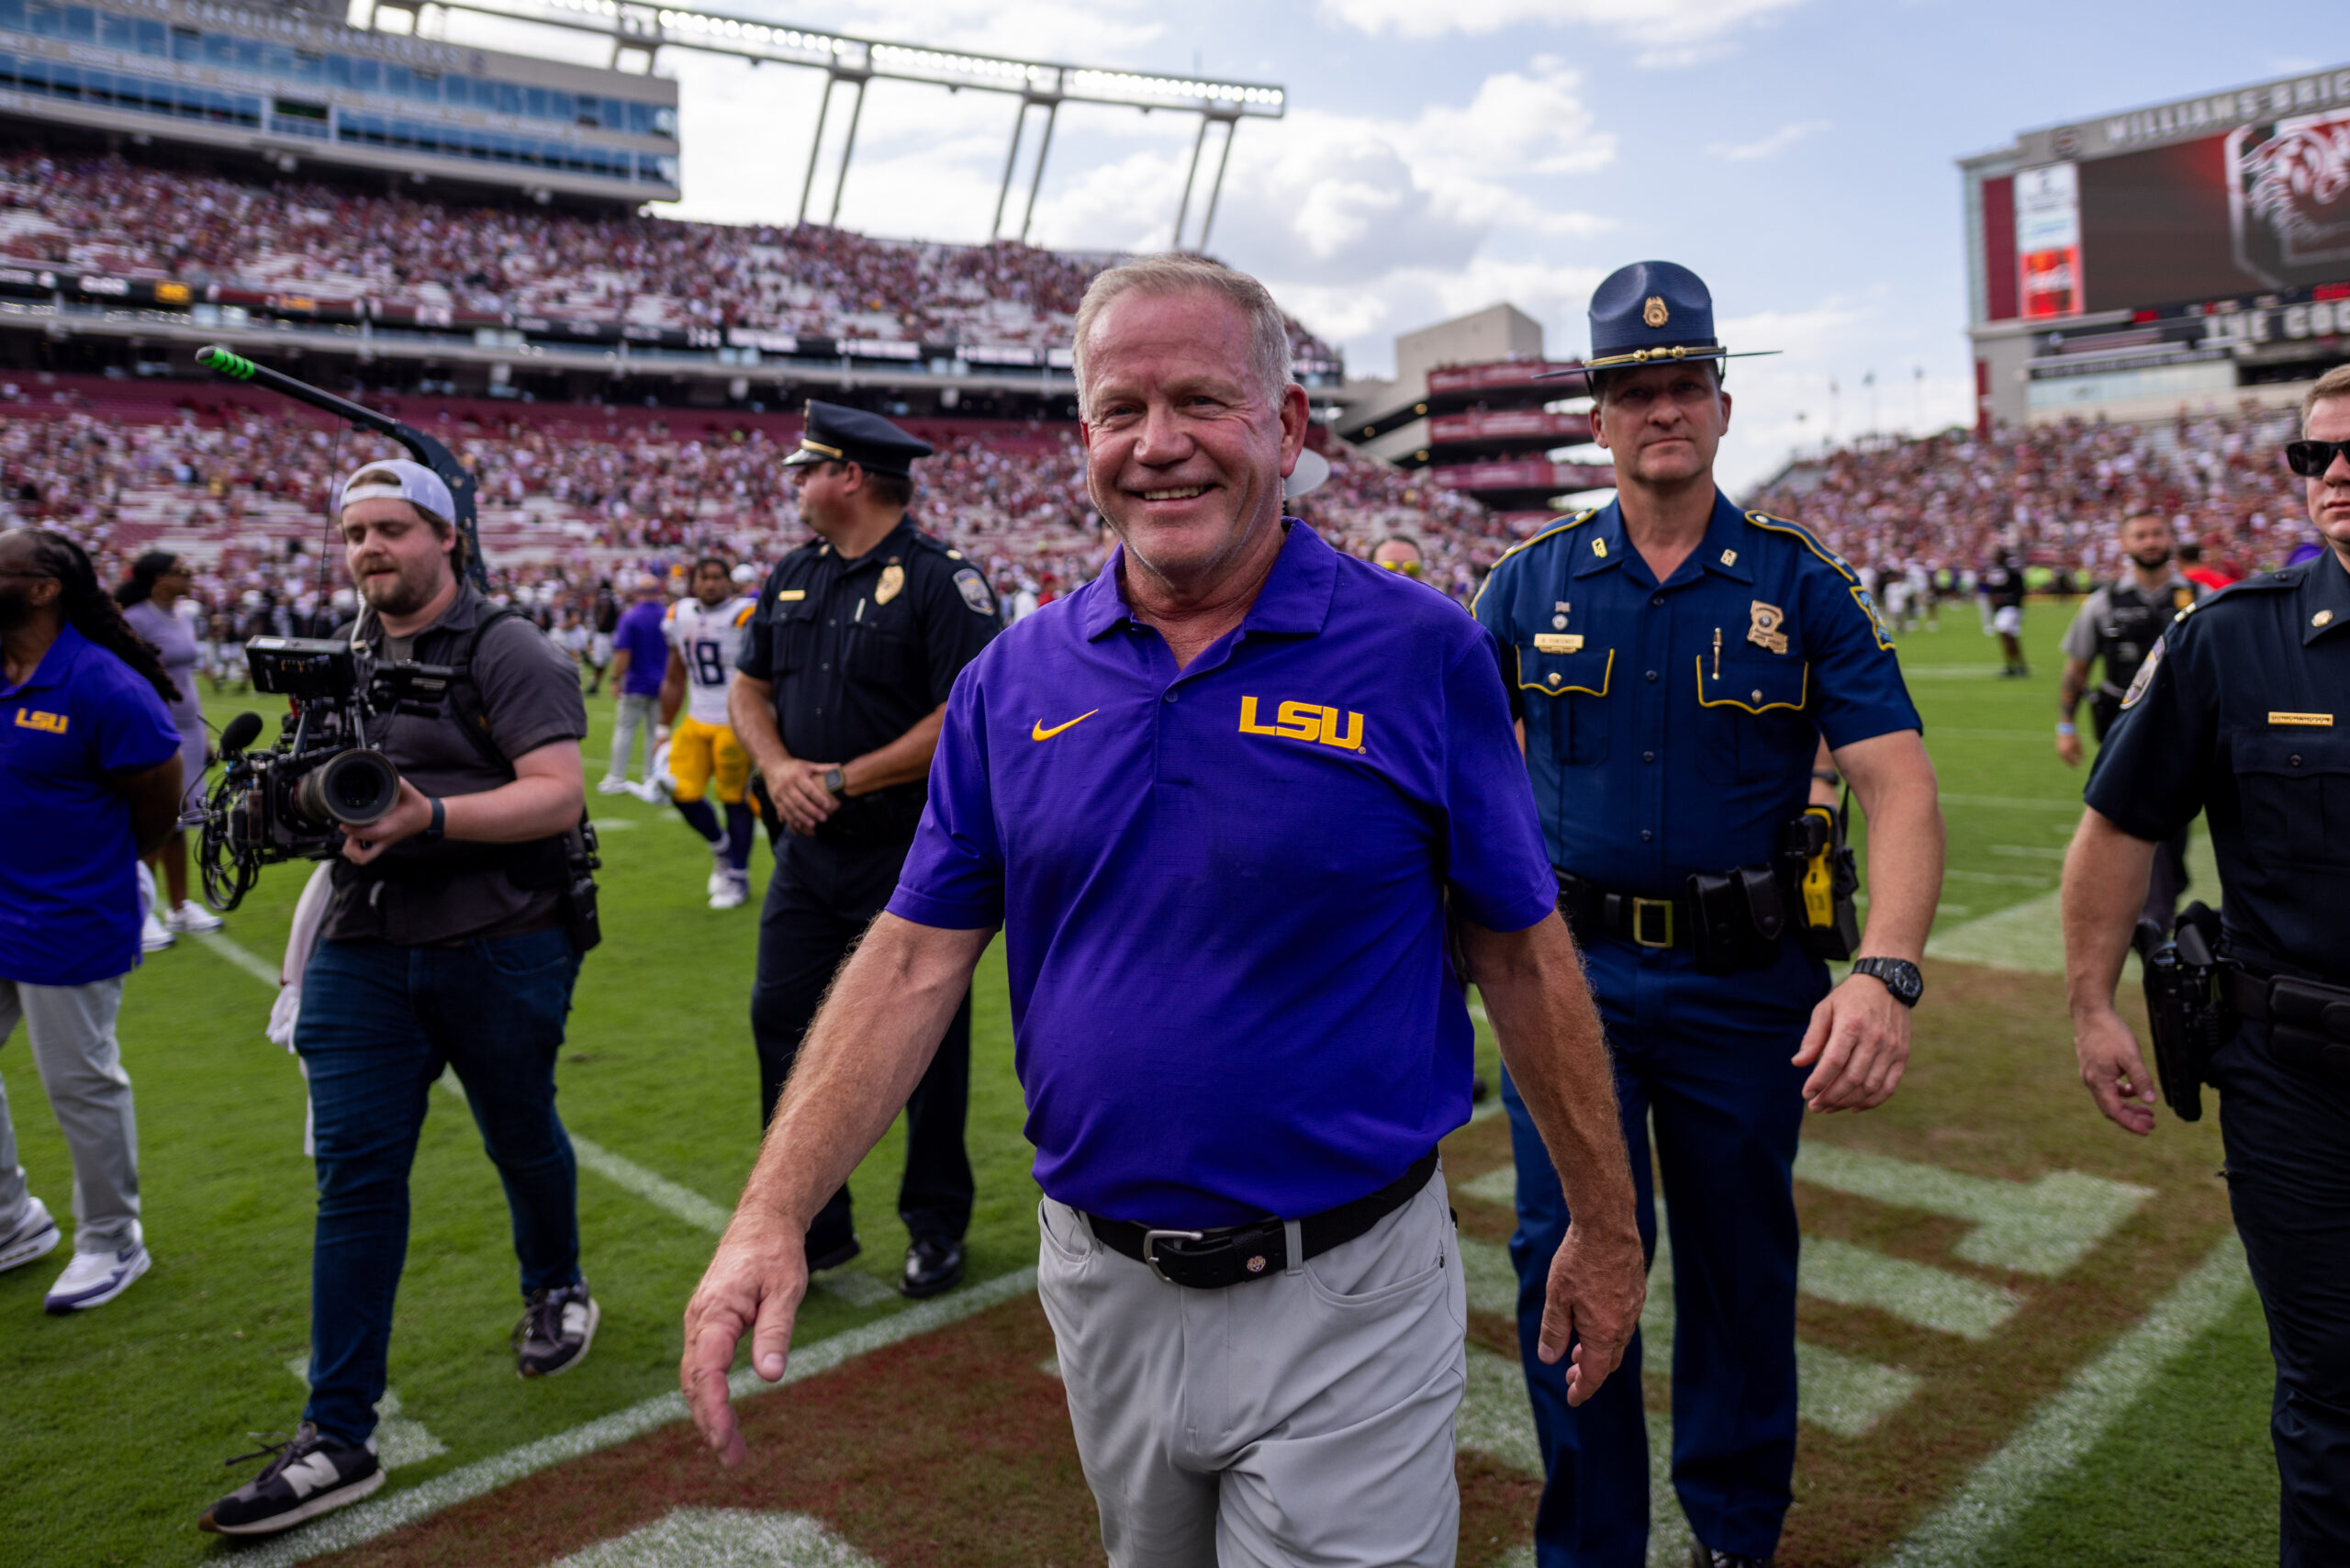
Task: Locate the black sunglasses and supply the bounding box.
[2286,439,2350,476]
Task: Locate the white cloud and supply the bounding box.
[1707,119,1830,162]
[1318,0,1810,64]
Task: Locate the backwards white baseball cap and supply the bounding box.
[335,457,454,522]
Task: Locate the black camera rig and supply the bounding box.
[196,637,460,911]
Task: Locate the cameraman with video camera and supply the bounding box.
[201,460,597,1538]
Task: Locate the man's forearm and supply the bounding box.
[1463,914,1639,1242]
[729,676,791,774]
[845,705,946,796]
[2057,656,2089,721]
[1835,732,1944,962]
[738,914,992,1230]
[2061,807,2158,1017]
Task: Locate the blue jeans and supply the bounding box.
[295,929,583,1444]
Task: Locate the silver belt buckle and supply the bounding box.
[1141,1227,1205,1283]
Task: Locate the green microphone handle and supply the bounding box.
[196,345,488,591]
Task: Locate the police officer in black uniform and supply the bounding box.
[729,402,1001,1299]
[2062,366,2350,1566]
[2056,511,2205,927]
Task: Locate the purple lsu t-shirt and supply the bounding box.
[612,598,670,697]
[0,623,184,985]
[888,521,1558,1228]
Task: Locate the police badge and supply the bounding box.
[1747,600,1789,655]
[875,564,905,606]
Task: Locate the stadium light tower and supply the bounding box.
[397,0,1284,245]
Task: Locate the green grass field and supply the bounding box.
[0,599,2279,1567]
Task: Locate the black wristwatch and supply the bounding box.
[821,767,847,798]
[423,797,446,841]
[1851,956,1923,1008]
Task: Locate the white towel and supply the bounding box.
[273,863,336,1159]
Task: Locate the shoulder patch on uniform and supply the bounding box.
[1848,585,1896,651]
[953,567,995,615]
[1744,510,1856,583]
[1470,509,1602,617]
[2119,633,2166,710]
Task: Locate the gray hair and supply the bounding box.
[1071,254,1293,419]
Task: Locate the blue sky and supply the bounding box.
[449,0,2335,487]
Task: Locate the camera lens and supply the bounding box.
[295,749,401,828]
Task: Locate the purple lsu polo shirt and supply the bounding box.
[887,520,1558,1228]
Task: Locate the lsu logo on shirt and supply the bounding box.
[1237,696,1364,753]
[13,708,67,734]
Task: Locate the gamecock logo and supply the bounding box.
[2231,109,2350,281]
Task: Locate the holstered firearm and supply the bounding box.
[2132,902,2231,1123]
[1780,803,1861,961]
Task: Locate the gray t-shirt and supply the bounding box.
[319,584,589,946]
[123,599,202,730]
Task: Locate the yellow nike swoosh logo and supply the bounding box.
[1031,710,1100,742]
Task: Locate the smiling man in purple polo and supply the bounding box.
[682,255,1644,1566]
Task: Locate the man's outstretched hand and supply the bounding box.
[679,1212,810,1467]
[1539,1218,1645,1406]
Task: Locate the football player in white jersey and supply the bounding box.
[658,557,760,908]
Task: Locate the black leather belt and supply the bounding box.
[1555,869,1694,949]
[1086,1149,1439,1290]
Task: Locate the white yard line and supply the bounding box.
[547,1506,882,1567]
[241,1267,1042,1568]
[1878,1232,2251,1568]
[191,928,282,987]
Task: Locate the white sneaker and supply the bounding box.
[709,874,749,911]
[45,1241,150,1314]
[706,857,731,899]
[141,911,174,953]
[0,1197,61,1272]
[595,775,631,796]
[165,902,224,935]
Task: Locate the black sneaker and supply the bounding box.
[513,1282,599,1379]
[197,1422,383,1536]
[901,1235,965,1299]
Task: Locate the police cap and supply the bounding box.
[779,400,934,478]
[1572,260,1779,375]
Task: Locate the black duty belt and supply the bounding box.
[1086,1149,1438,1290]
[2224,966,2350,1082]
[1555,869,1695,949]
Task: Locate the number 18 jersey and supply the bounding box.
[664,595,756,727]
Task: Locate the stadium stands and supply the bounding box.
[1748,406,2311,584]
[0,151,1339,364]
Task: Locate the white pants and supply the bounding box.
[0,976,141,1254]
[1038,1169,1466,1568]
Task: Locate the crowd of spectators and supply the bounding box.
[0,151,1339,364]
[0,381,1472,643]
[6,373,2323,658]
[1747,405,2316,585]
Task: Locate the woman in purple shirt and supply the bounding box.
[118,552,223,944]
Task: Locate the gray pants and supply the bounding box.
[1037,1169,1466,1568]
[609,692,658,781]
[0,976,140,1254]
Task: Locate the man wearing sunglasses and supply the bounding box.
[2063,364,2350,1565]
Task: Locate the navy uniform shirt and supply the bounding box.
[1473,490,1922,892]
[2085,548,2350,984]
[738,517,1001,824]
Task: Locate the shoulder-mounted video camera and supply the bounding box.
[196,637,455,911]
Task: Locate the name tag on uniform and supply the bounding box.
[775,589,806,601]
[1533,633,1584,654]
[2268,711,2334,726]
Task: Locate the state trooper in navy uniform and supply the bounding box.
[1473,262,1947,1568]
[730,401,1001,1300]
[2063,364,2350,1567]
